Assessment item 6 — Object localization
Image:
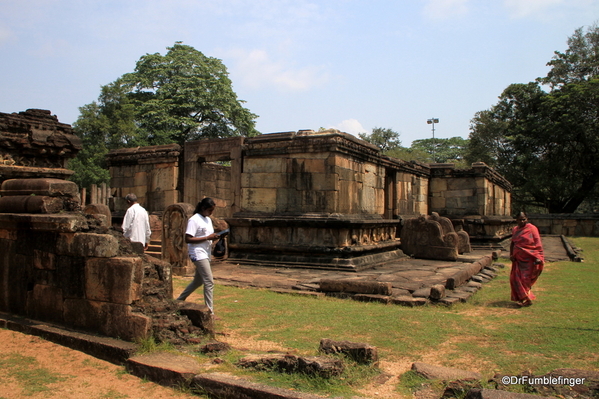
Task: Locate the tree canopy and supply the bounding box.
[357,127,469,166]
[466,24,599,213]
[358,127,402,152]
[70,43,259,189]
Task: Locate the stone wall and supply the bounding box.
[239,130,430,218]
[183,137,243,219]
[228,130,424,269]
[528,214,599,236]
[0,211,152,341]
[428,162,511,217]
[106,130,514,267]
[106,144,181,213]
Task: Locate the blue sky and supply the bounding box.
[1,0,597,146]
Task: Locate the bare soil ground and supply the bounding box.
[0,329,200,399]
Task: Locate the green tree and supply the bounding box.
[409,136,469,165]
[539,23,599,89]
[466,24,599,213]
[358,127,402,152]
[70,43,259,188]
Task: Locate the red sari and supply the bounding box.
[510,223,544,303]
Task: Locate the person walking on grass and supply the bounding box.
[510,211,545,307]
[176,197,219,315]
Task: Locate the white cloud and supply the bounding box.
[503,0,564,18]
[223,48,330,92]
[422,0,469,20]
[330,119,368,136]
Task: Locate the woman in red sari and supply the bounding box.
[510,212,544,307]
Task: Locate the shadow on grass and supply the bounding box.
[487,300,521,309]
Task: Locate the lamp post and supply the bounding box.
[427,118,439,163]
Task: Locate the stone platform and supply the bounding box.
[202,249,498,306]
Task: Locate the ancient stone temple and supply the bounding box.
[227,130,424,270]
[108,129,513,270]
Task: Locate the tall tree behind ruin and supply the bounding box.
[466,24,599,214]
[70,43,259,189]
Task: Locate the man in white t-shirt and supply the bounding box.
[122,193,151,250]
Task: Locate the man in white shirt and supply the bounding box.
[122,193,151,250]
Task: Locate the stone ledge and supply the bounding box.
[127,352,204,387]
[192,372,332,399]
[0,312,135,364]
[0,213,88,232]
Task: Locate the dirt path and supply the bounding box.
[0,329,202,399]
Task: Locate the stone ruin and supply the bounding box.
[0,109,82,183]
[108,129,513,269]
[0,109,212,344]
[400,212,472,261]
[0,108,514,341]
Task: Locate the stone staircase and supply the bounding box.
[145,239,162,259]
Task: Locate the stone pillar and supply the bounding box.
[162,203,195,276]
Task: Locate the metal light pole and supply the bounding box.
[427,118,439,163]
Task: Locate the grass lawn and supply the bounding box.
[173,237,599,397]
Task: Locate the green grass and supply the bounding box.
[171,237,599,397]
[0,352,68,396]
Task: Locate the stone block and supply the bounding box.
[241,188,277,213]
[412,362,482,380]
[447,179,477,191]
[134,171,147,187]
[150,166,177,191]
[192,372,329,399]
[242,172,286,188]
[430,284,446,300]
[33,250,55,270]
[26,284,64,323]
[320,279,392,295]
[16,230,58,253]
[1,178,79,197]
[0,195,65,213]
[445,261,484,290]
[319,338,378,365]
[83,204,112,227]
[391,296,429,307]
[352,294,390,304]
[85,257,143,304]
[127,352,203,387]
[63,299,151,341]
[430,178,448,193]
[63,298,105,330]
[412,287,431,298]
[0,229,16,240]
[178,302,215,336]
[57,232,118,258]
[237,354,344,378]
[245,157,285,173]
[56,255,86,298]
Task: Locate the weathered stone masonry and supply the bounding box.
[0,110,211,343]
[108,129,514,269]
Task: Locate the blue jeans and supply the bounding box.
[176,258,214,313]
